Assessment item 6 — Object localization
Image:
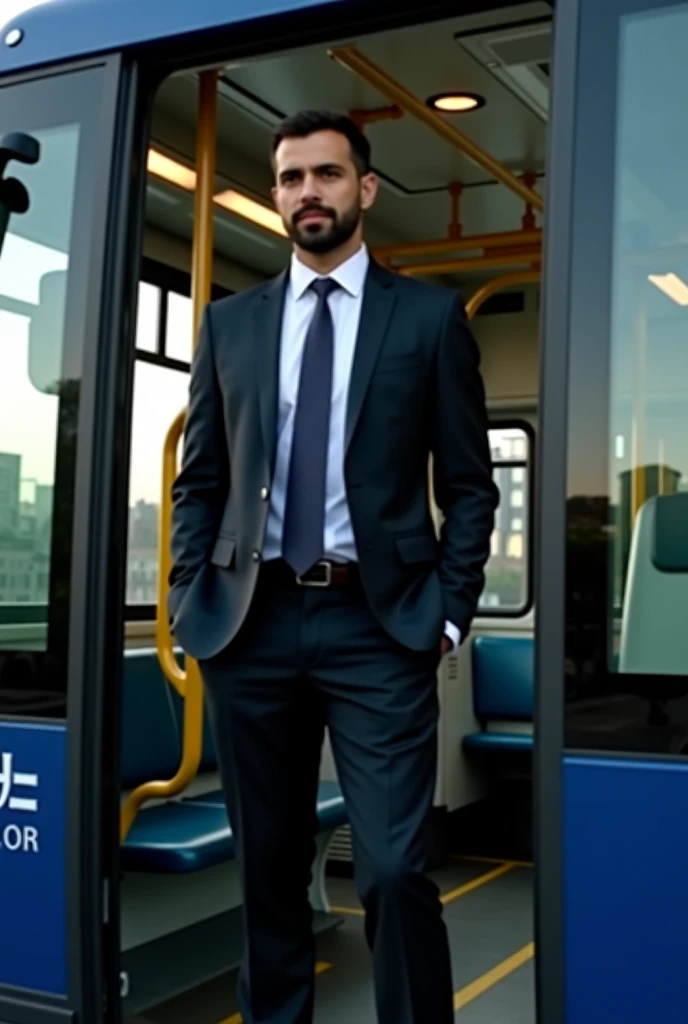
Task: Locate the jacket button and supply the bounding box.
[252,550,262,562]
[260,486,269,500]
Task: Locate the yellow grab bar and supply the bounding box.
[120,70,218,843]
[120,409,204,842]
[120,659,204,841]
[155,408,188,698]
[465,268,541,320]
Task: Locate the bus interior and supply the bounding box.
[114,4,549,1020]
[5,0,688,1020]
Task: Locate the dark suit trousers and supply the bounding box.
[199,568,454,1024]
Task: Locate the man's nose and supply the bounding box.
[298,174,322,203]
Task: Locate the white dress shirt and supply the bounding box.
[262,243,460,651]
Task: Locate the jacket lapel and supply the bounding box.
[345,259,397,453]
[255,269,287,475]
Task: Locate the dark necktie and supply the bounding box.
[282,277,338,575]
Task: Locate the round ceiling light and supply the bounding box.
[427,93,485,113]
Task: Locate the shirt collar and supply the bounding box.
[290,243,369,301]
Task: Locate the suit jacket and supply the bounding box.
[168,258,498,662]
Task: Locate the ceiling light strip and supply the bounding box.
[147,147,286,238]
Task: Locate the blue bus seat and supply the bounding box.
[619,494,688,674]
[463,635,534,756]
[121,780,348,873]
[120,650,348,873]
[184,779,346,831]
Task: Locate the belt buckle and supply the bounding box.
[296,560,332,587]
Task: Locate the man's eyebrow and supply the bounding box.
[279,162,345,178]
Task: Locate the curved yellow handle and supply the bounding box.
[120,408,204,843]
[156,408,188,698]
[466,268,541,320]
[120,659,203,842]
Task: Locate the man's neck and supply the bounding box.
[293,238,363,276]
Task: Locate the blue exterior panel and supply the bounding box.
[564,754,688,1023]
[0,0,343,76]
[0,720,68,995]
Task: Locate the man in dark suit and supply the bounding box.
[169,109,498,1024]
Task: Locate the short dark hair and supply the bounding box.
[271,110,371,175]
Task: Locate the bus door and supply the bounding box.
[0,60,128,1024]
[538,0,688,1020]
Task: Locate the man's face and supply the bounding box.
[271,129,377,254]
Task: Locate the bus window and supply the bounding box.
[480,424,532,615]
[565,0,688,752]
[607,6,688,679]
[126,262,232,617]
[0,68,109,717]
[127,361,190,608]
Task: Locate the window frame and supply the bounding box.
[477,417,536,620]
[0,60,122,709]
[559,0,688,757]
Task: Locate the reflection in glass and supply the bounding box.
[565,3,688,755]
[607,7,688,677]
[0,125,79,649]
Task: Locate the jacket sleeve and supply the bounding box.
[168,302,229,620]
[431,292,499,639]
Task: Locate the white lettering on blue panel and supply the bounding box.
[0,750,39,813]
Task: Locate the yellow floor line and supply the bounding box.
[219,962,332,1023]
[454,942,535,1010]
[332,861,513,917]
[441,862,515,903]
[451,853,534,869]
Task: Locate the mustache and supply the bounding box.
[293,205,336,224]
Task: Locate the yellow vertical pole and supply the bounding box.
[182,68,219,773]
[192,71,218,334]
[121,70,218,843]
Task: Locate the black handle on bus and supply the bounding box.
[0,132,40,259]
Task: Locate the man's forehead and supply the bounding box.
[275,130,350,168]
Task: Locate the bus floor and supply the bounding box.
[143,857,534,1023]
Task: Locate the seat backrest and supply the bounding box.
[619,493,688,674]
[120,649,183,789]
[471,635,534,722]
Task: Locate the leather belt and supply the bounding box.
[261,558,361,589]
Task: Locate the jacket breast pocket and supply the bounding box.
[395,533,437,565]
[210,536,236,568]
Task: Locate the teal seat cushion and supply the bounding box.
[121,781,348,873]
[463,732,533,754]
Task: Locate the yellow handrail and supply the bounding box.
[465,268,541,320]
[329,46,543,212]
[120,70,218,843]
[155,409,188,696]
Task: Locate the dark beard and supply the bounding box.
[288,202,360,254]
